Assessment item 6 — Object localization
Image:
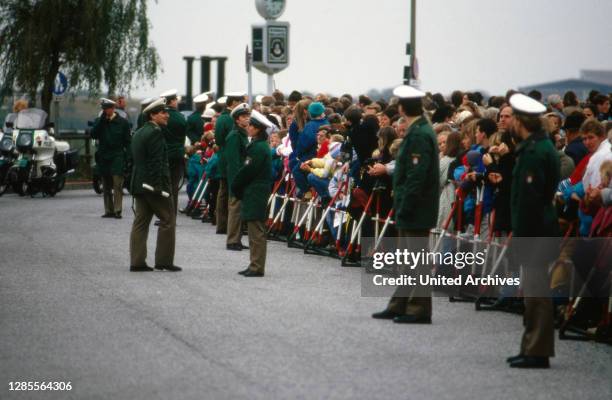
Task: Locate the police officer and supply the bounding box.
[136,97,156,130]
[225,103,251,251]
[159,89,187,216]
[214,92,246,234]
[232,110,274,277]
[506,93,559,368]
[91,98,131,219]
[129,98,181,272]
[186,93,210,144]
[371,85,439,324]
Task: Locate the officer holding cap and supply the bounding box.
[159,89,187,216]
[91,98,131,219]
[232,110,274,277]
[186,93,210,144]
[214,91,247,234]
[372,85,439,324]
[129,98,181,272]
[225,103,251,251]
[506,93,559,368]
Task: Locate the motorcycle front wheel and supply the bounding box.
[92,175,103,194]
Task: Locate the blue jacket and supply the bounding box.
[295,118,329,163]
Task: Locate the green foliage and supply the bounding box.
[0,0,160,113]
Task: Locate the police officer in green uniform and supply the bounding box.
[225,103,251,251]
[215,92,246,234]
[372,85,439,324]
[506,93,559,368]
[185,93,210,145]
[136,97,156,130]
[232,110,274,277]
[91,98,131,219]
[160,89,187,216]
[129,98,181,272]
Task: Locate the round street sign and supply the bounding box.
[53,72,68,96]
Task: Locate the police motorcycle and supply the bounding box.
[0,126,18,196]
[9,108,79,197]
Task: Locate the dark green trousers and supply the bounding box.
[130,193,176,267]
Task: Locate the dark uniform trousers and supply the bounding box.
[130,193,176,267]
[227,196,242,245]
[216,179,229,232]
[247,220,267,274]
[520,263,555,357]
[386,229,432,318]
[169,159,184,216]
[102,175,124,214]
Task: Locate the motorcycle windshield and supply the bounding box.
[14,108,48,130]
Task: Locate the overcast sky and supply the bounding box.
[137,0,612,99]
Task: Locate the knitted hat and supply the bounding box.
[308,102,325,118]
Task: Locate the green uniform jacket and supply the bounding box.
[511,131,560,237]
[162,108,187,161]
[186,111,204,144]
[136,112,147,130]
[91,113,131,176]
[225,127,249,197]
[231,137,272,221]
[130,121,171,195]
[214,110,234,179]
[392,116,440,231]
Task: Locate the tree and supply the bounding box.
[0,0,160,114]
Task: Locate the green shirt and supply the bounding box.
[511,130,560,237]
[186,110,204,144]
[162,108,187,161]
[225,127,249,197]
[232,137,272,221]
[91,113,131,176]
[130,121,171,195]
[214,110,234,178]
[392,116,440,231]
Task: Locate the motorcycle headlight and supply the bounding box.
[17,132,33,148]
[0,137,12,152]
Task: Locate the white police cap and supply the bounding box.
[159,89,182,101]
[509,93,547,115]
[143,98,167,115]
[193,93,210,104]
[226,91,246,98]
[250,110,274,130]
[217,96,227,105]
[205,101,216,110]
[202,108,216,119]
[392,85,425,99]
[140,97,156,106]
[230,103,250,118]
[255,94,264,103]
[100,98,116,108]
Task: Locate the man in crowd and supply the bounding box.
[160,89,187,216]
[129,98,180,272]
[91,98,131,219]
[372,85,440,324]
[214,92,246,235]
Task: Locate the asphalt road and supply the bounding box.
[0,189,610,400]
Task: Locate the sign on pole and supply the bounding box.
[53,72,68,97]
[251,21,290,75]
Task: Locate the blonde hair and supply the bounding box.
[600,160,612,187]
[330,134,344,143]
[390,138,403,159]
[294,99,312,131]
[13,99,28,113]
